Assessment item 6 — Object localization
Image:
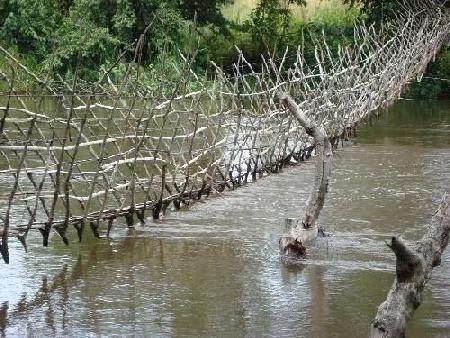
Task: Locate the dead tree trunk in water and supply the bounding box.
[278,92,333,257]
[369,192,450,338]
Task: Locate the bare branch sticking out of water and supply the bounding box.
[277,92,332,258]
[370,192,450,338]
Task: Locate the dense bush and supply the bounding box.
[0,0,230,79]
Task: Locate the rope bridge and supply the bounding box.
[0,0,449,263]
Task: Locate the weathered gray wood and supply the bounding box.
[369,192,450,338]
[278,92,333,256]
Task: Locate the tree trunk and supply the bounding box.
[369,192,450,338]
[278,92,333,257]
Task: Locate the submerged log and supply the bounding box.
[369,192,450,338]
[277,92,333,257]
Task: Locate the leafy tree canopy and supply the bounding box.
[0,0,233,74]
[248,0,306,50]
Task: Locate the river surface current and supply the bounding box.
[0,100,449,337]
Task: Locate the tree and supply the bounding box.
[0,0,67,61]
[0,0,235,78]
[248,0,306,51]
[177,0,233,29]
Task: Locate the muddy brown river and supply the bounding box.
[0,100,449,337]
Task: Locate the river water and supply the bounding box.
[0,100,449,338]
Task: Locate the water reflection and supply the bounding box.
[0,100,449,337]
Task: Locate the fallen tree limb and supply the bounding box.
[278,92,333,257]
[369,192,450,338]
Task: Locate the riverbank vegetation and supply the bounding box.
[0,0,448,97]
[350,0,450,99]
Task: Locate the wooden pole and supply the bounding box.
[277,92,333,257]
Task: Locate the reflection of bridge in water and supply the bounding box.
[0,1,449,263]
[0,227,350,337]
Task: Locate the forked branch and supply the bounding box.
[370,192,450,338]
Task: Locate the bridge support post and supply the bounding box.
[277,92,333,258]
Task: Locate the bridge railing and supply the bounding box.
[0,0,449,263]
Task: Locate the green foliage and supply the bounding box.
[5,0,445,101]
[247,0,306,51]
[343,0,398,23]
[178,0,233,29]
[341,0,450,99]
[0,0,362,85]
[196,2,359,77]
[344,0,449,25]
[0,0,231,80]
[0,0,66,60]
[48,0,122,78]
[404,47,450,99]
